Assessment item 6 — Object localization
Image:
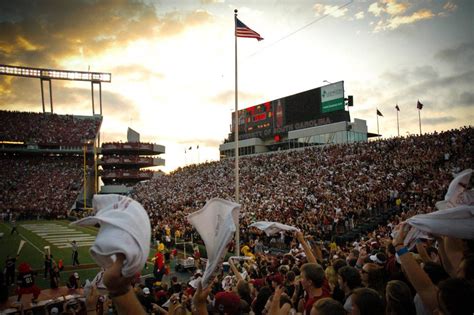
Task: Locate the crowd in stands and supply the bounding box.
[0,111,101,145]
[132,127,473,245]
[125,126,472,315]
[1,126,473,314]
[0,155,83,218]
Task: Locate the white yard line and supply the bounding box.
[1,223,45,255]
[43,235,93,239]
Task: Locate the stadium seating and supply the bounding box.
[0,110,101,145]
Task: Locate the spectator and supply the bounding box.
[66,272,81,290]
[351,287,385,315]
[337,266,362,313]
[310,297,346,315]
[299,263,331,314]
[385,280,416,315]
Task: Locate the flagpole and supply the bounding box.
[418,109,422,135]
[397,109,399,137]
[234,9,240,256]
[377,111,379,136]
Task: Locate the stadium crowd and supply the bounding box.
[132,127,473,245]
[0,156,83,218]
[1,126,473,314]
[0,111,101,145]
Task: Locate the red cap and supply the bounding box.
[18,262,31,273]
[214,291,241,315]
[269,273,283,285]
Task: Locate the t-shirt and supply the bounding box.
[304,289,331,315]
[18,272,35,288]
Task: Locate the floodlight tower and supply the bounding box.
[0,64,111,115]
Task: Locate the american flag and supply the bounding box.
[235,17,263,41]
[417,100,423,110]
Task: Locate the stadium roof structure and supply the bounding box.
[0,64,111,115]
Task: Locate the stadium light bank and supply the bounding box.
[0,64,111,115]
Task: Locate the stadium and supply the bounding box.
[1,2,474,314]
[1,64,473,315]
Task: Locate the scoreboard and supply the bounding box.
[231,81,350,140]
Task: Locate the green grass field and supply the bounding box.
[0,220,159,290]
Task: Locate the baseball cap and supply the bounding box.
[370,253,387,265]
[74,272,79,279]
[143,287,150,295]
[269,274,283,285]
[214,292,241,315]
[50,307,59,314]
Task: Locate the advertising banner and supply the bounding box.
[321,81,344,113]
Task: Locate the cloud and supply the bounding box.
[423,116,457,125]
[386,0,409,16]
[380,65,439,87]
[374,8,434,32]
[156,10,213,38]
[0,1,213,70]
[355,11,365,19]
[200,0,225,3]
[459,92,474,107]
[443,1,458,12]
[435,41,474,70]
[211,90,263,106]
[313,4,348,18]
[368,0,410,17]
[368,2,384,17]
[0,73,138,122]
[366,0,459,32]
[111,64,165,81]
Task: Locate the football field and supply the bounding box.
[0,220,157,289]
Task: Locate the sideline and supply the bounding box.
[0,222,44,255]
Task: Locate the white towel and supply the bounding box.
[436,169,472,210]
[395,169,474,246]
[406,205,474,240]
[187,198,240,287]
[71,194,151,278]
[249,221,299,236]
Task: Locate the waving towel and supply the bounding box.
[187,198,240,287]
[249,221,299,236]
[71,194,151,277]
[436,169,472,210]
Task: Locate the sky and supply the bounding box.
[0,0,473,172]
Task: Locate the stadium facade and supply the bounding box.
[220,81,370,158]
[100,128,165,195]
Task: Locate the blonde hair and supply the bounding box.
[325,266,338,290]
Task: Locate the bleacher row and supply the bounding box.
[0,111,101,145]
[132,127,473,246]
[0,110,473,314]
[0,111,102,217]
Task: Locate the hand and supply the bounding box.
[295,231,304,243]
[273,285,284,299]
[168,293,181,313]
[192,279,212,307]
[392,222,410,247]
[103,254,133,297]
[85,285,99,311]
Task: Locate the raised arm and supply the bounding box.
[295,231,317,263]
[228,257,244,282]
[441,236,464,277]
[103,254,146,315]
[415,239,432,264]
[392,223,439,312]
[192,280,213,315]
